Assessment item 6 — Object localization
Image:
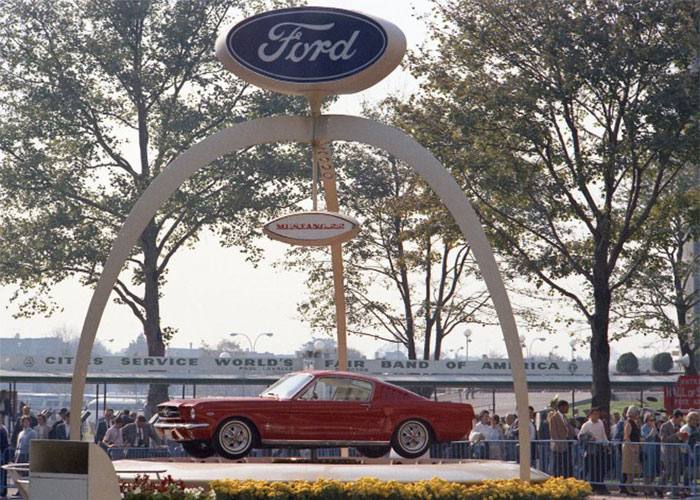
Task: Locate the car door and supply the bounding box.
[288,377,385,443]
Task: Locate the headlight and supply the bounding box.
[190,407,196,420]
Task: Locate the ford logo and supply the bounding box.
[216,7,406,96]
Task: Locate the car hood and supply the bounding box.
[159,396,283,407]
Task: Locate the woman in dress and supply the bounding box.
[621,406,642,495]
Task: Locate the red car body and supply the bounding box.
[155,370,474,459]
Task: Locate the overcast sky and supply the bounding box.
[0,1,666,361]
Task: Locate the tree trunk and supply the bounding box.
[590,245,612,416]
[406,333,417,360]
[679,338,697,376]
[433,322,444,360]
[140,219,169,416]
[674,269,697,375]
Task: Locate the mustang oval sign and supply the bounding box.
[215,7,406,96]
[263,211,360,246]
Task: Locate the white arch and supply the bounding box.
[69,114,531,479]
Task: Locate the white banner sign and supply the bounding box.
[1,354,302,374]
[321,358,592,376]
[1,354,591,377]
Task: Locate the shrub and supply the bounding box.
[616,352,639,374]
[210,477,592,500]
[652,352,673,373]
[121,474,210,500]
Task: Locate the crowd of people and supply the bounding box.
[94,407,164,458]
[467,402,699,497]
[0,395,697,498]
[0,402,166,496]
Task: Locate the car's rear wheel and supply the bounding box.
[181,440,216,459]
[213,418,257,460]
[356,445,391,458]
[391,419,432,458]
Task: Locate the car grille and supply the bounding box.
[158,406,181,419]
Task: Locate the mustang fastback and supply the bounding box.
[154,370,474,459]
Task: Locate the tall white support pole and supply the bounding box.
[310,102,348,372]
[69,114,530,479]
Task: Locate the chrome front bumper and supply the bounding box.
[154,422,210,441]
[154,422,209,430]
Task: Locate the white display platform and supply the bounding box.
[114,459,549,488]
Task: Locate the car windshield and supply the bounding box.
[259,373,313,399]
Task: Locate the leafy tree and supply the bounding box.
[616,352,639,374]
[397,0,697,412]
[286,143,498,360]
[619,170,699,374]
[651,352,673,373]
[0,0,308,413]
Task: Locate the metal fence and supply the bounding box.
[429,439,698,496]
[2,440,698,497]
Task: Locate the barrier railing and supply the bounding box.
[2,439,696,496]
[429,439,698,496]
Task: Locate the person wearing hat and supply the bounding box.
[48,408,68,439]
[659,409,686,498]
[53,409,71,440]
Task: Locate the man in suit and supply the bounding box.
[94,408,115,444]
[54,411,71,440]
[122,415,162,458]
[550,399,574,477]
[659,409,685,498]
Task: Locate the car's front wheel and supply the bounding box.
[213,418,257,460]
[181,440,216,459]
[356,445,391,458]
[391,419,433,458]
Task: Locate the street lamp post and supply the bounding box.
[569,339,576,361]
[230,332,274,352]
[450,347,465,360]
[527,337,546,359]
[463,329,472,361]
[253,332,274,351]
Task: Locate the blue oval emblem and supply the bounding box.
[225,7,388,83]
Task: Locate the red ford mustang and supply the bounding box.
[154,370,474,459]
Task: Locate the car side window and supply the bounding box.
[299,378,372,402]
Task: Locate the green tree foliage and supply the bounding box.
[651,352,673,373]
[619,169,699,374]
[0,0,308,412]
[396,0,697,412]
[616,352,639,374]
[285,143,498,360]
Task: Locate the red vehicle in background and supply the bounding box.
[155,371,474,459]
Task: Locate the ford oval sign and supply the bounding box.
[215,7,406,96]
[263,211,360,246]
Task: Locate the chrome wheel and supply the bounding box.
[219,420,252,454]
[213,418,256,459]
[398,421,428,452]
[391,419,432,458]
